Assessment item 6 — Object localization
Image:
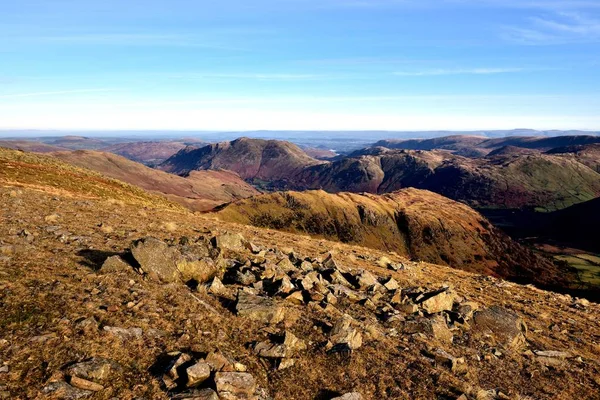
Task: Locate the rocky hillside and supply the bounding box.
[296,150,600,211]
[0,166,599,399]
[52,150,259,211]
[160,138,324,188]
[215,189,578,290]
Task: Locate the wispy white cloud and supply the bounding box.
[166,72,331,81]
[0,88,120,99]
[393,68,526,76]
[502,11,600,44]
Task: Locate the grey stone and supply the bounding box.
[130,237,181,283]
[41,381,92,399]
[332,393,363,400]
[186,361,211,387]
[215,372,257,400]
[236,291,285,325]
[100,256,131,273]
[330,314,362,350]
[66,358,121,383]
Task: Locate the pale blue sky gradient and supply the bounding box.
[1,0,599,130]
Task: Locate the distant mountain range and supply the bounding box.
[161,136,600,212]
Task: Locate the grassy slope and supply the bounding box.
[0,147,182,210]
[52,150,259,211]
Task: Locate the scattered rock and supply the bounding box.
[332,393,363,400]
[41,381,92,399]
[69,376,104,392]
[236,291,285,325]
[416,288,455,314]
[330,314,362,350]
[130,237,181,283]
[208,277,230,297]
[186,361,211,387]
[254,331,307,359]
[66,358,121,383]
[100,255,132,273]
[215,372,257,400]
[212,233,247,251]
[383,277,399,291]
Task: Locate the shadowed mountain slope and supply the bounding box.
[216,188,577,289]
[297,150,600,211]
[52,150,259,211]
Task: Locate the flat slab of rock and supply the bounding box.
[332,393,363,400]
[171,388,219,400]
[215,372,257,400]
[236,291,285,325]
[66,357,121,383]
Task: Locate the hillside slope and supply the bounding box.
[0,147,180,209]
[103,141,200,165]
[52,150,259,211]
[216,188,577,289]
[160,137,324,187]
[0,160,598,399]
[297,150,600,211]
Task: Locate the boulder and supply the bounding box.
[215,372,257,400]
[355,269,380,290]
[236,291,285,325]
[416,288,455,314]
[330,314,362,350]
[471,306,527,349]
[186,361,211,387]
[254,331,307,359]
[383,277,399,291]
[100,256,131,274]
[66,358,121,383]
[212,233,247,251]
[205,351,235,372]
[276,258,297,273]
[130,237,181,283]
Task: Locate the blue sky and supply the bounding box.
[1,0,600,131]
